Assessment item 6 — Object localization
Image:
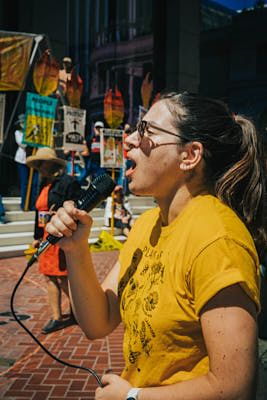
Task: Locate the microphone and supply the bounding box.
[27,173,116,267]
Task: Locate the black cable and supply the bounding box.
[10,260,104,388]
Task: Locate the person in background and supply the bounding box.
[46,91,266,399]
[0,195,7,224]
[77,121,106,190]
[27,147,82,334]
[57,56,72,96]
[104,185,135,237]
[14,114,38,211]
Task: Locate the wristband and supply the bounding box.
[126,388,141,400]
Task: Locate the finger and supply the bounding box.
[49,203,56,213]
[63,201,92,226]
[52,208,78,237]
[101,373,116,385]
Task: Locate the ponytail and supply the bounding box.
[216,115,266,259]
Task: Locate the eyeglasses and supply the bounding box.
[136,120,190,142]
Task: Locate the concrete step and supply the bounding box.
[0,220,35,234]
[0,233,126,259]
[0,231,34,247]
[3,210,35,222]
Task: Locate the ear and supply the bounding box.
[180,142,204,171]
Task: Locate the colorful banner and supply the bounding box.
[0,31,33,91]
[23,92,57,147]
[0,94,6,143]
[100,128,124,168]
[141,72,152,110]
[63,106,86,151]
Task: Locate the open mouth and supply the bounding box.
[125,161,136,178]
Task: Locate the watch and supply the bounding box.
[126,387,141,400]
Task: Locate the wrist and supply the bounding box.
[126,388,141,400]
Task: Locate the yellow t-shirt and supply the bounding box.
[118,194,260,387]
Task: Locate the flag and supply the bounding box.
[0,31,33,91]
[66,67,83,108]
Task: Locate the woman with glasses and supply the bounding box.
[46,92,266,400]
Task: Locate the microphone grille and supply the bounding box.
[92,173,116,197]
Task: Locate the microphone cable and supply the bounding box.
[10,257,104,388]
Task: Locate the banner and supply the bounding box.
[23,92,57,147]
[0,31,33,91]
[63,106,86,151]
[100,128,124,168]
[0,94,6,143]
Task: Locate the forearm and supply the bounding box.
[138,371,255,400]
[65,242,120,339]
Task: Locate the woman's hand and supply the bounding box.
[95,374,132,400]
[45,200,92,252]
[31,239,41,249]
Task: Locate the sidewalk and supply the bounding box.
[0,252,124,399]
[0,253,267,399]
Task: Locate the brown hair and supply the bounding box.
[160,91,267,259]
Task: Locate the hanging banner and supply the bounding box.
[100,128,124,168]
[0,31,33,91]
[23,92,57,147]
[63,106,86,151]
[0,94,6,143]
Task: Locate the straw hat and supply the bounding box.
[26,147,66,169]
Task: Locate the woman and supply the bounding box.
[27,147,82,334]
[46,92,266,399]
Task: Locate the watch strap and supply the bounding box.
[126,387,141,400]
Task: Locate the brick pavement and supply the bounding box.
[1,253,267,399]
[0,252,124,399]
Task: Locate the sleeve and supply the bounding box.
[187,237,260,316]
[15,130,26,149]
[65,179,82,202]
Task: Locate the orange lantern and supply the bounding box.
[141,72,152,110]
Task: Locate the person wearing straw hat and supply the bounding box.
[27,147,82,334]
[14,113,38,210]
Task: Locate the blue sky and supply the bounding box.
[214,0,267,10]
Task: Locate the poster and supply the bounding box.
[0,94,6,143]
[100,128,124,168]
[23,92,57,147]
[63,106,86,151]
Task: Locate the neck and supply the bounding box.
[156,182,208,226]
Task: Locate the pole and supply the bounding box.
[24,147,37,212]
[111,167,115,236]
[71,150,75,176]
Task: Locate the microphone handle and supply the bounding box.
[46,183,106,246]
[27,184,107,267]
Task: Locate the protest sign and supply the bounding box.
[63,106,86,151]
[23,92,57,147]
[100,128,124,169]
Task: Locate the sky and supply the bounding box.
[214,0,267,10]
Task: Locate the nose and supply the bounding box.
[124,129,140,151]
